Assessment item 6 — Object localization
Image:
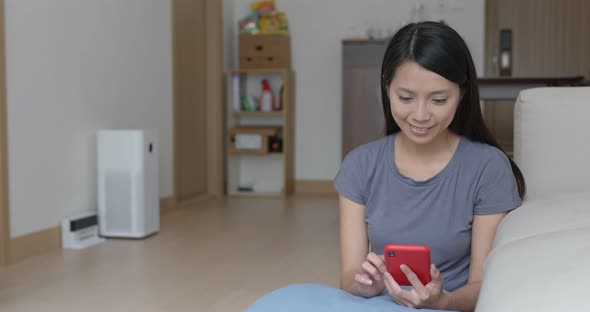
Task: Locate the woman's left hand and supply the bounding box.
[383,264,448,310]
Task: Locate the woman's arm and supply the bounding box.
[339,195,371,295]
[382,212,507,310]
[440,212,507,312]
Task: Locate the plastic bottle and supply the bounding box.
[260,79,273,112]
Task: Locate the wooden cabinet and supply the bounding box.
[484,0,590,154]
[225,69,294,197]
[341,40,387,159]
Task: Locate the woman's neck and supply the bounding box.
[396,130,459,161]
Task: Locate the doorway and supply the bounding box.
[0,0,10,265]
[171,0,223,202]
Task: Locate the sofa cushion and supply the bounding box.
[476,227,590,312]
[493,192,590,249]
[513,87,590,200]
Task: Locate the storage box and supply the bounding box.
[239,34,291,69]
[229,127,281,154]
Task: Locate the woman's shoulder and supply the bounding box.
[342,135,391,163]
[335,136,392,204]
[460,136,511,166]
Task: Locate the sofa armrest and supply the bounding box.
[492,191,590,249]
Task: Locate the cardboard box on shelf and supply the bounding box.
[228,126,282,154]
[239,34,290,69]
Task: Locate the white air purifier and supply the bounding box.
[97,129,159,238]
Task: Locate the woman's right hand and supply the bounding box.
[354,252,387,298]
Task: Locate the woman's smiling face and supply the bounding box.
[388,61,461,144]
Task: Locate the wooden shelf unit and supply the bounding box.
[224,68,294,197]
[233,111,283,117]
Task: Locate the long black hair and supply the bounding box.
[380,21,526,199]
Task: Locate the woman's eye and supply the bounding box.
[398,96,413,103]
[432,98,448,104]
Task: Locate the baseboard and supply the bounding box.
[6,196,176,265]
[160,196,177,215]
[294,180,337,195]
[10,226,61,264]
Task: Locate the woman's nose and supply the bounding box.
[412,102,431,122]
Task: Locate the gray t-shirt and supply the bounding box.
[334,134,521,292]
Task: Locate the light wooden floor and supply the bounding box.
[0,196,340,311]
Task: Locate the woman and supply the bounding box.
[247,21,525,312]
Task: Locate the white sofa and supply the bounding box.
[476,87,590,312]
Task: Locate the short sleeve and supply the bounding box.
[334,148,367,206]
[474,151,522,215]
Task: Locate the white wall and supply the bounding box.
[5,0,172,237]
[225,0,485,180]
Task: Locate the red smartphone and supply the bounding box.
[384,244,431,286]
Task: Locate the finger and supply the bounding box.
[383,272,400,295]
[354,273,373,286]
[383,272,403,305]
[367,252,387,273]
[426,264,444,291]
[384,272,416,308]
[400,264,428,297]
[361,261,381,281]
[431,264,442,281]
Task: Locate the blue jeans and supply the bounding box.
[246,284,455,311]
